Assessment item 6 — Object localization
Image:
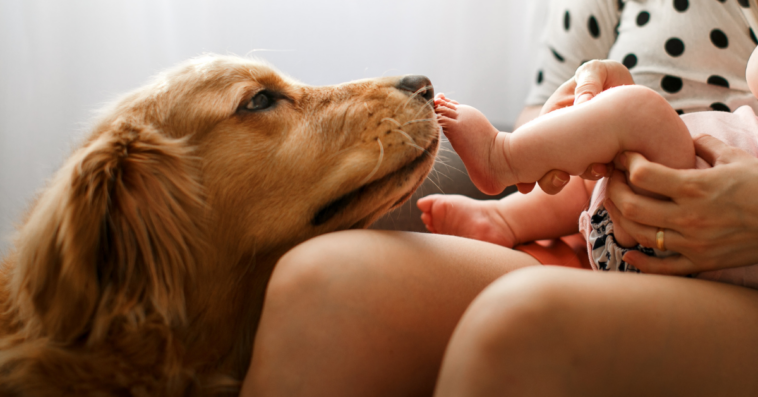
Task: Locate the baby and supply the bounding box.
[419,58,758,282]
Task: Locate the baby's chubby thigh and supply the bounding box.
[595,86,693,168]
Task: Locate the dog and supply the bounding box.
[0,54,439,396]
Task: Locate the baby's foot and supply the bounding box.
[434,94,514,195]
[417,194,517,248]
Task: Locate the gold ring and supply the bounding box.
[656,228,666,251]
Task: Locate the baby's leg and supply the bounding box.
[435,95,511,195]
[517,86,695,247]
[439,87,694,248]
[417,195,517,248]
[436,87,694,198]
[506,85,695,186]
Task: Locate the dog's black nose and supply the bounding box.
[397,75,434,102]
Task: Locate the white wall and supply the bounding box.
[0,0,547,254]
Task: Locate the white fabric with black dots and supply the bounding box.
[526,0,758,114]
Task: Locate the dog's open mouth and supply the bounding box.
[312,136,439,228]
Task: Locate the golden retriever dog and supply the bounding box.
[0,54,439,396]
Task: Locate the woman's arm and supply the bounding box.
[606,135,758,274]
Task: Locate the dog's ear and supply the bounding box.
[10,118,204,343]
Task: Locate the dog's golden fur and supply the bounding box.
[0,55,439,396]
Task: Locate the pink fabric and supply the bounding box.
[579,106,758,289]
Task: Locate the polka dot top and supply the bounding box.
[526,0,758,114]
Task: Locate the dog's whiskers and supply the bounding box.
[391,129,425,151]
[380,117,403,128]
[405,85,434,108]
[411,98,435,120]
[402,118,435,126]
[395,85,434,113]
[424,173,445,194]
[359,139,384,186]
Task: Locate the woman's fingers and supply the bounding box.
[617,151,699,199]
[622,250,698,276]
[579,163,612,180]
[515,171,571,195]
[516,183,536,194]
[516,165,609,196]
[573,60,634,105]
[693,134,749,167]
[573,67,604,105]
[605,170,680,229]
[604,198,674,250]
[540,79,578,115]
[535,170,571,195]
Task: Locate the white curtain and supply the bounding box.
[0,0,549,252]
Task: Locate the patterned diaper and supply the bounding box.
[586,206,664,272]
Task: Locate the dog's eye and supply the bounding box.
[245,91,274,111]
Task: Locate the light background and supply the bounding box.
[0,0,549,254]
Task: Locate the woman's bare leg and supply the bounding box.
[241,230,541,397]
[436,266,758,396]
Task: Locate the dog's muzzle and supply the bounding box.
[396,75,434,102]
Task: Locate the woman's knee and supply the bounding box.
[265,230,399,320]
[436,267,598,396]
[454,266,593,360]
[267,232,356,308]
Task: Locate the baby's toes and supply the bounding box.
[435,105,458,120]
[435,98,457,111]
[437,116,459,133]
[417,196,442,233]
[420,212,437,233]
[416,196,435,212]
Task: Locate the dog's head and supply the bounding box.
[6,55,439,344]
[175,56,441,253]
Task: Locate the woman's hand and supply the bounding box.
[605,134,758,274]
[517,60,634,194]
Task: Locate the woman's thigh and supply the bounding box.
[436,266,758,397]
[242,230,541,397]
